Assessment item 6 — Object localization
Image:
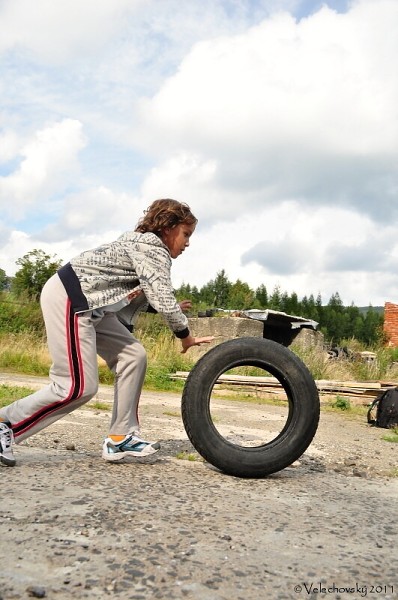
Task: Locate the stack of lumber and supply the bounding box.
[170,372,394,403]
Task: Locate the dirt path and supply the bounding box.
[0,373,397,600]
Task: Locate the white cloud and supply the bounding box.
[0,130,20,162]
[0,1,284,151]
[39,186,145,242]
[0,119,86,220]
[138,0,398,221]
[0,230,37,277]
[241,204,398,279]
[0,0,147,64]
[140,153,224,225]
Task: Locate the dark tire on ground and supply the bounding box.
[181,337,320,478]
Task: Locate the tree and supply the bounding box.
[362,306,384,346]
[305,294,319,321]
[199,280,216,306]
[255,284,268,307]
[12,249,62,300]
[213,270,232,307]
[269,285,282,310]
[228,280,254,310]
[175,282,192,301]
[197,269,232,308]
[328,292,344,312]
[0,267,9,290]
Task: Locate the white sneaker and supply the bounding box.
[0,422,16,467]
[102,433,160,462]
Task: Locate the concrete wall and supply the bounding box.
[182,316,322,359]
[185,316,263,359]
[291,327,324,349]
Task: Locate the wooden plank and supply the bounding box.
[170,371,390,401]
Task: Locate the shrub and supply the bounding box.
[331,396,351,411]
[0,292,44,334]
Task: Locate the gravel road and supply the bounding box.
[0,374,397,600]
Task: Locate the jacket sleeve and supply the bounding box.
[129,245,190,338]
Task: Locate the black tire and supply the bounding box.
[181,337,320,478]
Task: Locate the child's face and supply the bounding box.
[161,222,196,259]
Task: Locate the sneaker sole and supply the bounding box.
[0,455,16,467]
[102,442,160,461]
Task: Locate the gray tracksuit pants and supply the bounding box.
[0,274,147,442]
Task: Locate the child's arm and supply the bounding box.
[180,334,214,353]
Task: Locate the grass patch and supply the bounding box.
[0,384,35,408]
[87,400,110,411]
[382,427,398,444]
[323,396,368,417]
[163,410,180,418]
[225,365,266,377]
[175,451,200,462]
[144,365,185,393]
[211,387,288,405]
[0,333,50,377]
[331,396,351,411]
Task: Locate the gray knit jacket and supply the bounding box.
[57,231,189,338]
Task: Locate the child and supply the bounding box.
[0,199,213,467]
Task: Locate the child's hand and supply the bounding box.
[180,335,214,353]
[128,289,143,301]
[179,300,192,312]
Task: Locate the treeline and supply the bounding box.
[175,270,384,347]
[1,254,384,347]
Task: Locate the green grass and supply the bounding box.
[144,365,185,393]
[331,395,351,411]
[322,397,368,417]
[0,385,35,408]
[382,427,398,443]
[175,451,201,462]
[163,410,180,418]
[87,400,110,411]
[211,389,287,405]
[0,336,50,376]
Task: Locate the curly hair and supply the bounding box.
[135,199,197,235]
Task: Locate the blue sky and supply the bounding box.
[0,0,397,306]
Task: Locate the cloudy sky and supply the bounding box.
[0,0,397,307]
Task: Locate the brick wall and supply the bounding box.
[383,302,398,346]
